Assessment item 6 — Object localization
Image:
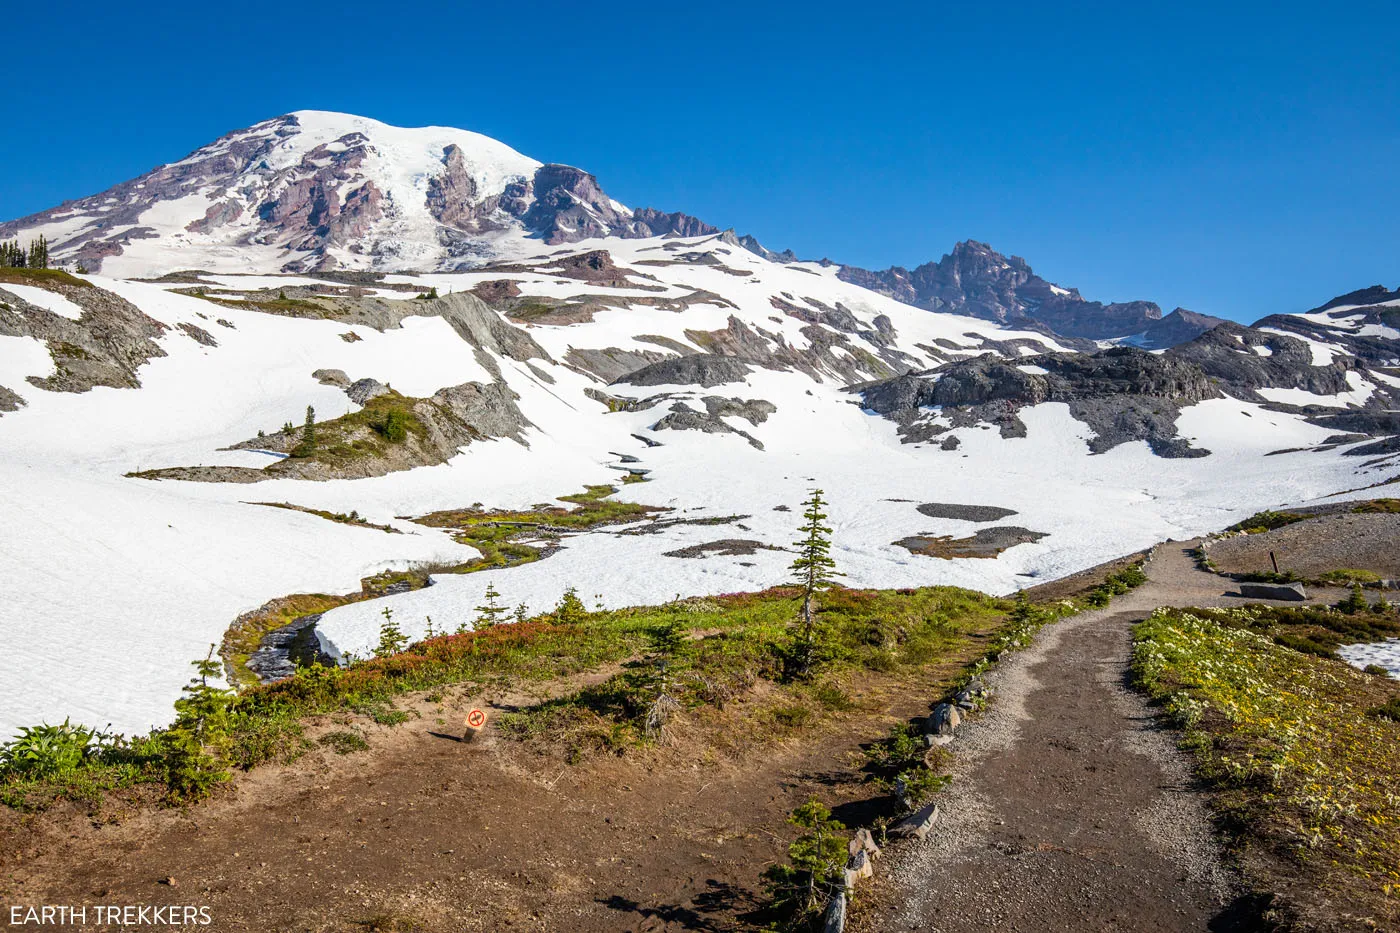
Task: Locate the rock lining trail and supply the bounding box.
[874,541,1345,933]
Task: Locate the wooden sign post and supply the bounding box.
[463,707,487,742]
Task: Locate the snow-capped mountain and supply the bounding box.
[1,112,1398,740]
[0,111,715,277]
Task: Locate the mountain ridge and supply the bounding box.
[2,111,1225,347]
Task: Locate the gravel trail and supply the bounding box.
[875,541,1342,932]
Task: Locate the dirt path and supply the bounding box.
[870,542,1345,932]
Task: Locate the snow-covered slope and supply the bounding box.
[2,113,1398,741]
[2,230,1396,740]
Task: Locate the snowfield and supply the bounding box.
[0,234,1394,740]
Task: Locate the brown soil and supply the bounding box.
[1206,511,1400,578]
[0,636,999,932]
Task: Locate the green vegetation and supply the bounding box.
[413,484,664,573]
[0,720,109,780]
[762,798,848,926]
[1080,563,1149,608]
[1321,568,1383,585]
[1354,498,1400,514]
[0,266,90,288]
[177,288,335,319]
[374,606,409,659]
[318,731,370,755]
[278,391,428,469]
[252,502,399,534]
[0,235,49,269]
[787,489,842,678]
[1227,509,1308,534]
[1132,607,1400,920]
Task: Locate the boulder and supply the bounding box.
[312,368,351,387]
[890,802,940,841]
[926,702,961,736]
[823,892,847,933]
[844,849,873,889]
[1238,582,1308,601]
[848,827,881,859]
[347,378,390,405]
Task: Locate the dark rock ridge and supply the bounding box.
[858,309,1400,457]
[838,240,1227,346]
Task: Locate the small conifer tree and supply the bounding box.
[762,797,848,921]
[300,405,317,454]
[513,602,529,624]
[474,583,507,628]
[554,586,586,624]
[159,646,234,799]
[788,489,841,676]
[1341,584,1369,615]
[374,606,408,658]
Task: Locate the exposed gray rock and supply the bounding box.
[313,368,351,387]
[652,401,766,450]
[927,702,961,736]
[823,892,847,933]
[916,503,1018,522]
[615,355,753,388]
[0,278,169,394]
[0,385,26,413]
[346,378,389,404]
[889,801,940,840]
[1238,582,1309,601]
[662,539,778,558]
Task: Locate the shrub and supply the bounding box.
[0,720,108,779]
[319,731,370,754]
[376,409,410,443]
[1340,584,1370,615]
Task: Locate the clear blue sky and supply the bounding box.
[2,0,1395,323]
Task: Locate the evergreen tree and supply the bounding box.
[513,602,529,624]
[158,646,234,799]
[641,618,688,741]
[554,586,586,623]
[296,405,317,456]
[762,797,848,921]
[1341,584,1369,615]
[788,488,841,676]
[373,606,408,658]
[424,615,438,639]
[474,582,507,628]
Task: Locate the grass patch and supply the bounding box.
[412,484,665,573]
[252,502,400,534]
[0,267,92,288]
[1318,568,1382,585]
[1226,510,1309,534]
[1132,607,1400,922]
[1353,499,1400,514]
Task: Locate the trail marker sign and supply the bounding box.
[463,708,487,741]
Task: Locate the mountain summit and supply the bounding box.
[838,241,1226,345]
[0,111,713,277]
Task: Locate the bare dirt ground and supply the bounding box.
[860,541,1349,933]
[1206,512,1400,578]
[0,643,984,932]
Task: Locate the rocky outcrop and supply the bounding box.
[860,347,1220,456]
[1135,309,1227,350]
[0,276,169,393]
[839,240,1219,346]
[615,355,753,388]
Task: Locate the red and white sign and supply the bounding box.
[465,708,487,730]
